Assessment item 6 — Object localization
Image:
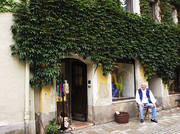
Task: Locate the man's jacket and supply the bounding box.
[138,88,152,103]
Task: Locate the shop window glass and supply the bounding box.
[112,63,135,100]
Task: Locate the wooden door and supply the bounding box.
[72,61,87,121]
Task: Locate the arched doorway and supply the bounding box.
[56,58,87,123]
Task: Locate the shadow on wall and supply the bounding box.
[155,97,163,107]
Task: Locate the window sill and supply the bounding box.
[112,97,136,103]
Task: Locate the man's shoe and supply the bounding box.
[140,119,144,123]
[151,119,158,123]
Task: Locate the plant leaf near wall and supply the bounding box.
[0,0,18,12]
[159,0,174,25]
[0,0,180,87]
[140,0,152,17]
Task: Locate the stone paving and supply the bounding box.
[71,107,180,134]
[149,123,180,134]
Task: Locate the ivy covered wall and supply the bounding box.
[0,0,180,88]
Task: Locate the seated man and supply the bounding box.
[136,83,158,123]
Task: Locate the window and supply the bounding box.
[120,0,133,13]
[149,0,155,19]
[112,59,135,101]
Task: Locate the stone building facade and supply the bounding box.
[0,0,180,134]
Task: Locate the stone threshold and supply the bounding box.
[65,121,94,132]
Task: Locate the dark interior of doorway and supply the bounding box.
[56,58,87,125]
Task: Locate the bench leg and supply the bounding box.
[145,107,150,120]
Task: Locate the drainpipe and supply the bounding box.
[24,62,30,134]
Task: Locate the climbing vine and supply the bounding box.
[159,0,174,25]
[0,0,180,87]
[0,0,18,12]
[140,0,174,24]
[140,0,152,17]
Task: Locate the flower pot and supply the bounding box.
[47,130,53,134]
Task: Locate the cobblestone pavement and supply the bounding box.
[149,123,180,134]
[71,107,180,134]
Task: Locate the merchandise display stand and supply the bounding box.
[60,74,72,134]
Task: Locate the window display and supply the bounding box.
[112,63,135,100]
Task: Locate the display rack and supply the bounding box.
[59,74,72,134]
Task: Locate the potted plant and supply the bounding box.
[45,118,61,134]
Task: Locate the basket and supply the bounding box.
[115,112,129,123]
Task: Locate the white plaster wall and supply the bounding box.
[0,12,25,126]
[91,64,98,106]
[0,12,25,124]
[0,122,24,133]
[135,59,141,89]
[87,63,93,122]
[87,64,93,107]
[148,74,163,97]
[0,12,36,133]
